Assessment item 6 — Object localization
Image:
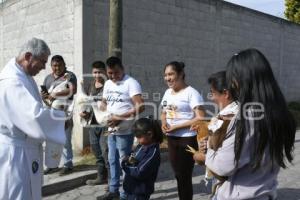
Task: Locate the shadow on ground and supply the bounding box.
[72,164,96,172]
[277,188,300,199]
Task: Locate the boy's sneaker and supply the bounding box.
[96,192,119,200]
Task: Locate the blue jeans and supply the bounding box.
[89,127,109,178]
[127,194,150,200]
[62,119,73,168]
[108,134,134,197]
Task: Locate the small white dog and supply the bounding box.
[76,81,134,131]
[47,73,72,111]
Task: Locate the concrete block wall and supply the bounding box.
[1,0,300,151]
[0,0,76,86]
[88,0,300,106]
[0,0,90,152]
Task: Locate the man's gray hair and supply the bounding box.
[18,38,51,58]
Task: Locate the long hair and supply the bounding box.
[132,117,163,144]
[226,48,296,169]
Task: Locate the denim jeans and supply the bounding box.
[108,134,134,197]
[89,126,109,178]
[127,194,150,200]
[62,119,73,168]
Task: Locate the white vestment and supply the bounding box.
[0,58,66,200]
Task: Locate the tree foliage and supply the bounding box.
[285,0,300,24]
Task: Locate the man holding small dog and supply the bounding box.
[97,56,144,200]
[42,55,77,175]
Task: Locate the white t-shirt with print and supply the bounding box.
[161,86,204,137]
[103,74,142,135]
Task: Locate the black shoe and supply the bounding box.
[44,167,59,175]
[59,167,73,176]
[96,192,120,200]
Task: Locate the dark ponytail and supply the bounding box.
[164,61,185,80]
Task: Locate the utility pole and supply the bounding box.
[108,0,122,59]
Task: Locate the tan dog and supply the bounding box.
[186,118,231,197]
[187,120,209,165]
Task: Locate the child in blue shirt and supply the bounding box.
[121,117,163,200]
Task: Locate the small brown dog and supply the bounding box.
[186,118,231,196]
[186,120,209,165]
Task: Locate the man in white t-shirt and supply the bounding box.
[97,57,144,200]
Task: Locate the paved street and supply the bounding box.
[44,131,300,200]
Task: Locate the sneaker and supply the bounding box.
[44,167,59,175]
[59,167,73,176]
[86,177,107,186]
[96,192,119,200]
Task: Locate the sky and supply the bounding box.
[223,0,285,18]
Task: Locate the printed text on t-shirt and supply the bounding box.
[106,90,125,106]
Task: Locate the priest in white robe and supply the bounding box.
[0,38,66,200]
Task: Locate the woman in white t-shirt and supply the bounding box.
[161,61,205,200]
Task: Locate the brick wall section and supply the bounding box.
[88,0,300,105]
[0,0,76,85]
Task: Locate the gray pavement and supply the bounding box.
[43,131,300,200]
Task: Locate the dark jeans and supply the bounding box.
[127,194,150,200]
[167,136,198,200]
[89,127,109,179]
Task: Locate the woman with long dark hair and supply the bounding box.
[205,49,296,200]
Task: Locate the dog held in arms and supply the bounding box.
[186,117,232,197]
[76,81,134,132]
[186,101,239,197]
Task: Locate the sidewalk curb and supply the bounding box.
[42,171,97,196]
[42,152,169,197]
